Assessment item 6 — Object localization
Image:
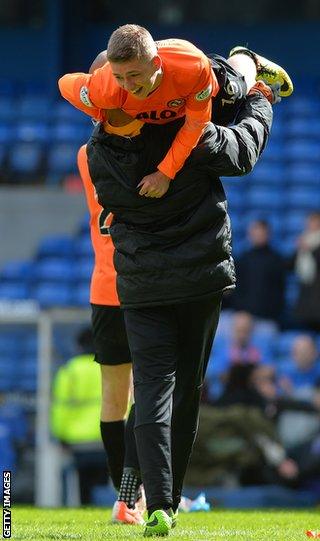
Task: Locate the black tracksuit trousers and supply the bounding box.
[123,293,222,511]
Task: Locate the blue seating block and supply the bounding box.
[37,235,75,258]
[0,282,30,300]
[34,259,75,282]
[33,283,74,307]
[0,261,34,281]
[47,143,78,174]
[8,143,43,175]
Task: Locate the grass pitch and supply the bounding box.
[10,507,319,540]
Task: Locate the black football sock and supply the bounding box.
[100,420,125,491]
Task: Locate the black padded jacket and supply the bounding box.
[87,92,272,308]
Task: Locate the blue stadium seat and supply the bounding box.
[0,124,13,145]
[287,163,320,185]
[283,97,320,117]
[0,422,15,474]
[37,235,75,258]
[73,284,91,306]
[223,180,246,211]
[78,212,90,235]
[51,122,86,143]
[18,377,37,393]
[247,187,284,211]
[8,142,43,175]
[282,212,307,236]
[75,259,93,282]
[228,211,244,238]
[0,335,18,353]
[0,401,28,443]
[287,187,320,210]
[74,235,93,257]
[23,334,37,356]
[34,259,75,282]
[0,79,18,98]
[54,101,89,124]
[0,261,34,282]
[285,140,320,162]
[278,235,297,256]
[0,282,30,300]
[47,143,78,174]
[17,96,51,120]
[16,121,49,143]
[287,118,320,139]
[249,162,285,184]
[0,98,17,121]
[33,282,74,307]
[268,118,284,140]
[259,139,284,163]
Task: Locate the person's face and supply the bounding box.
[292,337,317,370]
[307,214,320,233]
[110,56,161,99]
[233,313,253,345]
[248,223,269,247]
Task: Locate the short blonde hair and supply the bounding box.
[107,24,157,63]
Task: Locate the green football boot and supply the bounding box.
[229,46,293,97]
[143,509,173,537]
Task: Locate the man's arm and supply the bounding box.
[188,86,274,177]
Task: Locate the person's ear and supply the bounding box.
[153,55,162,71]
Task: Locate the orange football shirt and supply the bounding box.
[59,39,219,179]
[77,144,119,306]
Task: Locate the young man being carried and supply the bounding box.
[59,24,292,200]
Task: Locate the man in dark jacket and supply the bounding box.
[231,219,286,328]
[85,84,274,535]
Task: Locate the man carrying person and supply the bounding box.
[61,26,292,536]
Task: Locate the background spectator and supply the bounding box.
[292,211,320,332]
[231,220,286,333]
[205,311,273,401]
[278,335,320,401]
[276,335,320,449]
[188,364,298,487]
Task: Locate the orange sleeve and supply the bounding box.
[58,64,122,120]
[158,102,211,178]
[58,73,104,120]
[158,61,219,179]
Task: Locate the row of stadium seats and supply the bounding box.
[2,117,320,145]
[1,93,320,119]
[0,323,319,394]
[2,146,320,185]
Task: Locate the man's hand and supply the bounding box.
[249,81,282,105]
[138,170,171,198]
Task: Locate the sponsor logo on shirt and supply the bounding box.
[80,86,93,107]
[195,84,212,101]
[167,98,186,108]
[136,110,177,120]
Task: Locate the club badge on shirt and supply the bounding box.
[167,98,186,108]
[80,86,93,107]
[195,84,212,101]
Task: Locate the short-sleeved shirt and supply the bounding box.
[59,39,219,179]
